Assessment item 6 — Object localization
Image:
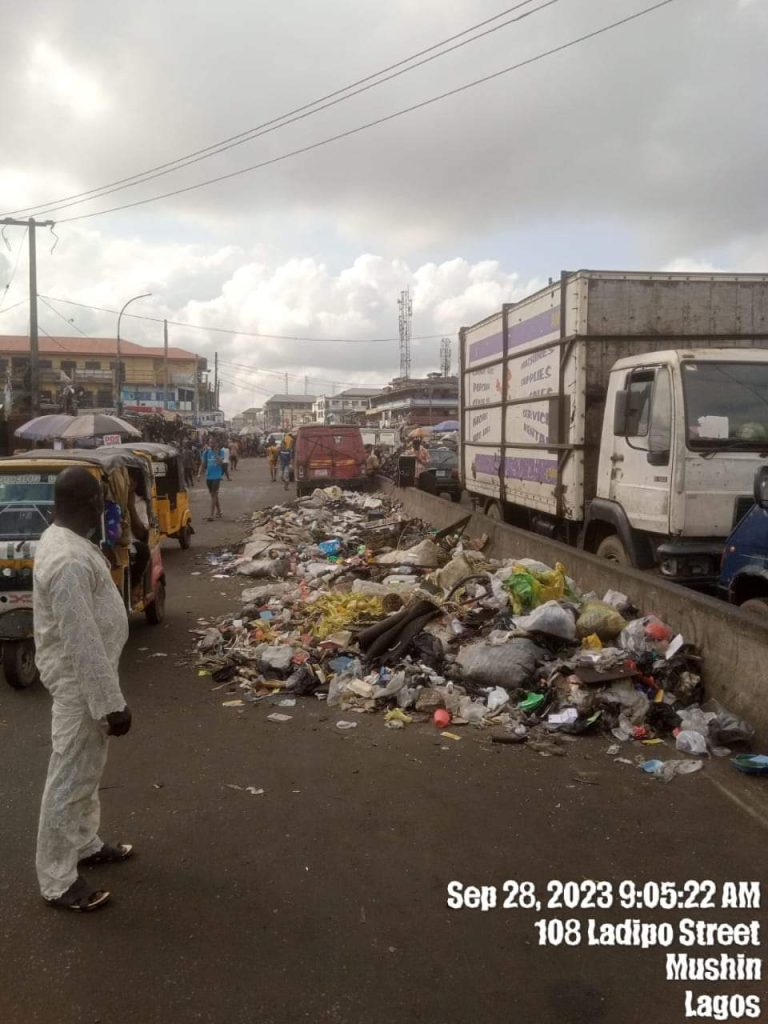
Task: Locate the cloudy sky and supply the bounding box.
[0,0,764,414]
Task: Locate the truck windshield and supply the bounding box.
[682,362,768,449]
[0,472,56,539]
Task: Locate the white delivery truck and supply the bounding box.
[459,270,768,586]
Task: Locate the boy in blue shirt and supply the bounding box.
[199,437,225,520]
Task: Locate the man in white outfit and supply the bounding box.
[34,466,133,912]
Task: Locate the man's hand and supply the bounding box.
[106,706,132,737]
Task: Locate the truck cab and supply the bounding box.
[588,349,768,585]
[719,465,768,615]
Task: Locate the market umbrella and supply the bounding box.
[432,420,459,432]
[59,413,142,441]
[14,414,76,441]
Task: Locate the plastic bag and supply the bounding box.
[485,687,509,714]
[457,696,487,725]
[576,600,627,641]
[503,562,567,614]
[677,707,713,737]
[641,758,704,782]
[703,700,755,746]
[618,615,673,656]
[429,551,486,593]
[456,638,546,688]
[237,557,289,578]
[504,571,537,614]
[514,601,576,641]
[675,730,709,756]
[602,589,630,613]
[327,661,363,707]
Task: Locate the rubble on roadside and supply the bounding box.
[193,486,755,780]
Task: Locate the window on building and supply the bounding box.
[85,360,101,370]
[11,357,29,368]
[0,359,7,372]
[39,359,53,369]
[96,389,112,407]
[61,360,76,376]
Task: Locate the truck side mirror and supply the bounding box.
[613,390,629,436]
[755,465,768,509]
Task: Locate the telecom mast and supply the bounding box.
[440,337,451,376]
[398,288,412,379]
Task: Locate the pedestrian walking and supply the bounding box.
[220,441,232,481]
[230,440,239,471]
[199,437,225,520]
[34,467,133,912]
[267,440,279,482]
[277,443,293,490]
[412,438,431,478]
[181,444,196,489]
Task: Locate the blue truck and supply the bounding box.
[719,466,768,616]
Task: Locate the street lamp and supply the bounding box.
[115,292,151,415]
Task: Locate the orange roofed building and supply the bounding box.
[0,335,211,417]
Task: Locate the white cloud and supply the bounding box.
[25,41,108,119]
[1,0,766,417]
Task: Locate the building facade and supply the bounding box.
[366,374,459,428]
[312,387,380,424]
[263,393,317,430]
[0,335,212,419]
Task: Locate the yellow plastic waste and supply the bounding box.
[308,593,385,640]
[384,708,412,725]
[582,633,603,651]
[504,561,568,614]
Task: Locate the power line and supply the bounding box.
[38,295,89,335]
[39,293,443,342]
[0,297,27,317]
[5,0,554,219]
[218,358,369,391]
[53,0,681,225]
[0,227,28,313]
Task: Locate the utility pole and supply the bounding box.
[193,355,199,424]
[214,351,219,410]
[0,216,55,416]
[284,371,288,393]
[163,319,170,412]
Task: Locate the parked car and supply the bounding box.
[294,424,367,496]
[427,446,462,502]
[719,465,768,617]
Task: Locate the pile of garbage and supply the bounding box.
[195,486,756,779]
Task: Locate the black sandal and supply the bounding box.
[45,875,110,912]
[79,842,134,866]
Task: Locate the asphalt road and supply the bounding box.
[1,458,766,1024]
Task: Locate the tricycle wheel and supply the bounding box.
[178,524,192,549]
[3,640,39,689]
[145,579,166,625]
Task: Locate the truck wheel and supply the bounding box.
[595,534,630,566]
[484,501,505,522]
[3,640,39,689]
[740,597,768,618]
[145,580,166,625]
